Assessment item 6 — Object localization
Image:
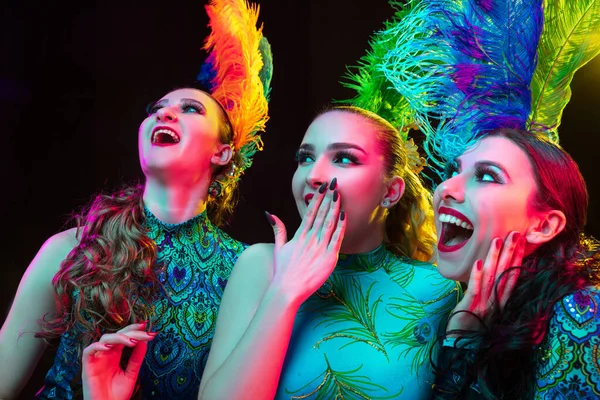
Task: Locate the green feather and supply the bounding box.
[528,0,600,141]
[336,0,421,138]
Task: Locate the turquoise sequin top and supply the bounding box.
[276,244,461,400]
[37,208,247,399]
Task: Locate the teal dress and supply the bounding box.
[37,208,247,399]
[276,244,461,400]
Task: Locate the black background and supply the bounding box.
[1,1,599,396]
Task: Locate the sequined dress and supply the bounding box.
[36,208,247,399]
[275,244,461,400]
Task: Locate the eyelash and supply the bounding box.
[145,101,205,116]
[474,166,502,183]
[293,150,361,165]
[444,163,502,183]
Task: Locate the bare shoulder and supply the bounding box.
[228,243,275,283]
[26,227,79,283]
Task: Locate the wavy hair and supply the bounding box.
[443,128,598,399]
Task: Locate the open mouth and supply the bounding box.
[152,127,180,145]
[438,207,474,252]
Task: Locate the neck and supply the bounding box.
[339,224,385,254]
[143,175,211,224]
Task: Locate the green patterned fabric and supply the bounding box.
[37,208,247,400]
[276,244,461,400]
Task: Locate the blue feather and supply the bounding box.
[380,0,544,175]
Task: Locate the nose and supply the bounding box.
[437,175,465,203]
[305,159,330,189]
[156,107,178,123]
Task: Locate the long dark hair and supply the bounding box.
[446,128,598,398]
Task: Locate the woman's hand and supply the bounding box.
[447,231,526,334]
[266,179,346,306]
[82,323,157,400]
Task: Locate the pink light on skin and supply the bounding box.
[433,136,541,282]
[291,110,404,254]
[137,88,232,224]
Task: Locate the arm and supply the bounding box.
[0,228,78,399]
[198,243,292,400]
[199,184,345,400]
[534,288,600,399]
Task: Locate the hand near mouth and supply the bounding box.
[446,231,527,337]
[264,180,346,306]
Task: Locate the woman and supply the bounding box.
[196,106,461,400]
[0,86,251,399]
[431,128,600,399]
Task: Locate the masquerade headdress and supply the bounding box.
[377,0,600,177]
[198,0,273,186]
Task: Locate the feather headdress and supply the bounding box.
[336,0,427,174]
[377,0,600,176]
[199,0,272,180]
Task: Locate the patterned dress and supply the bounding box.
[276,244,462,400]
[432,286,600,399]
[36,208,247,399]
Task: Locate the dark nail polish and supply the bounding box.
[512,232,521,244]
[265,211,276,226]
[333,190,339,202]
[329,177,337,191]
[319,182,328,194]
[340,210,346,221]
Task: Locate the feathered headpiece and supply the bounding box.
[198,0,273,184]
[377,0,600,176]
[337,1,428,174]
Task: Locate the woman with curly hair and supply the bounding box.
[195,106,460,400]
[431,129,600,399]
[0,1,271,397]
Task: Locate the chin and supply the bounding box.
[436,259,471,282]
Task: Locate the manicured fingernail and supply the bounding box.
[329,178,337,191]
[129,338,139,344]
[477,260,483,270]
[265,211,275,226]
[333,190,339,202]
[104,343,114,348]
[340,210,346,221]
[512,232,521,244]
[319,182,328,194]
[140,320,148,327]
[147,331,158,336]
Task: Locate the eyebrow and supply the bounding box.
[299,142,367,155]
[154,98,205,108]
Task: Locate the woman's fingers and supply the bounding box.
[98,331,156,347]
[318,187,341,245]
[310,181,335,236]
[266,212,288,252]
[82,341,116,360]
[480,237,502,305]
[498,236,526,308]
[296,181,329,236]
[124,340,149,380]
[327,209,346,253]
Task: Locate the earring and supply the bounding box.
[382,199,390,208]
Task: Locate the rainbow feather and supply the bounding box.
[203,0,271,175]
[528,0,600,142]
[380,0,544,174]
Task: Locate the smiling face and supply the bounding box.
[291,110,392,250]
[433,136,542,281]
[138,88,228,181]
